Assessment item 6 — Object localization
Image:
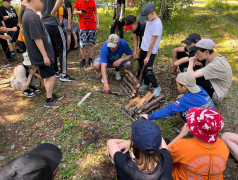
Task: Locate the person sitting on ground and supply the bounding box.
[11,52,41,97]
[93,34,133,93]
[137,3,163,97]
[221,132,238,161]
[140,72,215,121]
[107,119,173,180]
[124,15,146,77]
[187,38,232,101]
[22,0,62,108]
[172,33,206,76]
[0,143,62,180]
[168,108,229,180]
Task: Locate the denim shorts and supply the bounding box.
[79,29,97,48]
[93,56,131,68]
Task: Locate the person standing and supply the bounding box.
[41,0,75,82]
[74,0,99,68]
[63,0,73,51]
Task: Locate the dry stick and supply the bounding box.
[141,102,163,114]
[98,89,123,96]
[121,107,136,121]
[125,70,139,88]
[123,77,136,95]
[123,83,133,95]
[120,84,132,98]
[125,74,137,87]
[125,96,141,109]
[139,94,165,113]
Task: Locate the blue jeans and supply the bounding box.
[93,56,131,68]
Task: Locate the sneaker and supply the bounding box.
[16,49,24,53]
[88,59,93,66]
[29,86,41,94]
[153,87,162,97]
[113,70,121,80]
[79,60,85,68]
[7,57,16,61]
[55,71,61,77]
[22,89,36,97]
[59,74,75,82]
[52,94,64,101]
[138,85,149,92]
[11,51,15,57]
[44,98,62,108]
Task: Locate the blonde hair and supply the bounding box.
[131,139,160,172]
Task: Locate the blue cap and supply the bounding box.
[132,119,162,154]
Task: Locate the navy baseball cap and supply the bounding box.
[132,119,162,154]
[0,143,62,180]
[138,3,155,22]
[181,33,201,45]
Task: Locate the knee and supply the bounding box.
[93,62,101,71]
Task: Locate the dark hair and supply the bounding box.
[197,47,214,54]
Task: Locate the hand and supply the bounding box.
[140,114,148,120]
[1,35,11,40]
[119,140,131,154]
[189,56,198,63]
[3,16,9,20]
[179,123,189,138]
[80,10,86,15]
[177,94,184,99]
[44,56,51,66]
[67,25,71,31]
[144,57,149,65]
[11,27,17,32]
[29,66,38,74]
[51,11,57,17]
[113,59,122,67]
[194,61,203,67]
[103,83,110,93]
[172,65,179,76]
[96,23,99,29]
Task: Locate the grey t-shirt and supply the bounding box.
[41,0,59,26]
[201,55,232,100]
[22,9,54,67]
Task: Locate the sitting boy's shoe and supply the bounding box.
[138,85,149,92]
[59,74,75,82]
[52,94,64,101]
[16,49,24,53]
[88,58,93,66]
[113,70,121,80]
[79,60,86,68]
[153,87,162,97]
[22,89,36,97]
[29,86,41,94]
[55,71,61,77]
[11,51,15,57]
[44,98,61,108]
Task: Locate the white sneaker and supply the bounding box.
[114,70,121,80]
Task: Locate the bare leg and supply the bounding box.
[72,31,78,48]
[80,46,86,60]
[43,75,56,98]
[93,62,101,72]
[221,132,238,161]
[88,44,94,59]
[8,42,14,52]
[66,34,71,50]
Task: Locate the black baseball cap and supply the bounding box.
[181,33,201,45]
[124,15,137,31]
[132,119,162,154]
[0,143,62,180]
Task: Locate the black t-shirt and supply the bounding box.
[0,6,18,28]
[22,9,54,67]
[133,22,146,47]
[114,149,173,180]
[63,0,72,20]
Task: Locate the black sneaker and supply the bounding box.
[55,71,61,77]
[29,86,41,94]
[7,57,16,61]
[59,74,75,82]
[88,59,93,66]
[44,98,61,108]
[16,49,24,53]
[22,89,36,97]
[79,60,85,68]
[52,94,64,101]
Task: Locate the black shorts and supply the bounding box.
[7,29,20,43]
[38,63,55,79]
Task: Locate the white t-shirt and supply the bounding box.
[141,18,163,54]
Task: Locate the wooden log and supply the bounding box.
[123,83,133,95]
[125,74,137,87]
[140,103,162,114]
[120,84,132,98]
[125,70,139,88]
[125,96,141,109]
[123,77,136,94]
[98,89,124,96]
[140,94,165,112]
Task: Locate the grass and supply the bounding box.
[0,2,238,179]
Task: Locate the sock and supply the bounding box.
[82,59,85,62]
[46,97,53,102]
[61,73,66,77]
